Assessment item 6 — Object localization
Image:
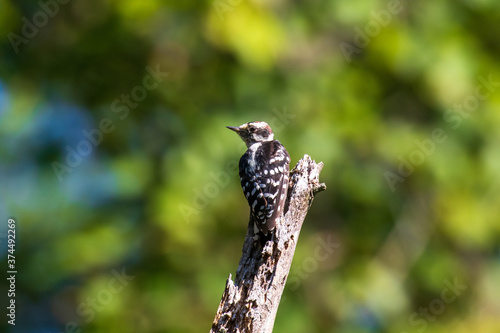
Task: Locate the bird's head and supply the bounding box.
[227,121,274,147]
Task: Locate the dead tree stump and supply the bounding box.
[211,155,326,333]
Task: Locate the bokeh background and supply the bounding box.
[1,0,500,332]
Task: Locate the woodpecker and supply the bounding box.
[227,121,290,235]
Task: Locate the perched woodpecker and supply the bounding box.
[227,121,290,235]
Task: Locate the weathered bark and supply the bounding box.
[210,155,326,333]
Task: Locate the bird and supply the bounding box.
[227,121,290,235]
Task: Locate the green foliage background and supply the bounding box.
[1,0,500,332]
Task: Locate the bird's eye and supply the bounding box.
[249,128,256,133]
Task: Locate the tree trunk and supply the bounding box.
[210,155,326,333]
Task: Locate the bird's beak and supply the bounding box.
[226,126,240,132]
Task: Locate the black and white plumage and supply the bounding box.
[227,121,290,235]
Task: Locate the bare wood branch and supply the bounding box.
[211,154,326,333]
